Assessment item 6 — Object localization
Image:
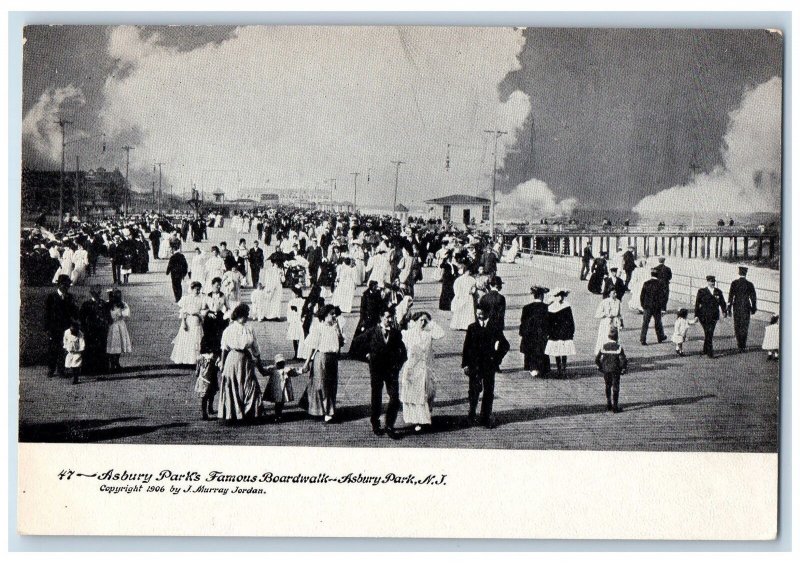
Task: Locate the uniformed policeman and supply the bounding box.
[727,266,758,352]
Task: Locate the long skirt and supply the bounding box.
[400,364,435,425]
[307,352,338,417]
[523,352,550,374]
[218,350,263,420]
[594,317,622,354]
[171,316,203,364]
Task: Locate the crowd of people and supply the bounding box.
[33,204,779,433]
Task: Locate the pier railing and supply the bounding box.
[507,243,780,316]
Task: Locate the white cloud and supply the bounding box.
[495,178,578,220]
[634,76,782,216]
[22,85,86,165]
[97,26,530,204]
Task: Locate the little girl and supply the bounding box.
[762,315,779,360]
[262,354,301,422]
[286,286,305,359]
[63,321,85,385]
[671,308,698,356]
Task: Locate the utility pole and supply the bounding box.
[121,146,134,216]
[391,160,405,214]
[350,171,360,210]
[155,162,165,214]
[56,119,73,230]
[328,178,336,208]
[484,130,507,236]
[75,155,80,222]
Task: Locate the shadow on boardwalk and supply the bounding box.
[19,416,189,443]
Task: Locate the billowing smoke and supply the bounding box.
[21,85,86,166]
[91,26,530,202]
[496,178,578,221]
[634,76,781,216]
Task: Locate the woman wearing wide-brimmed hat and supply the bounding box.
[545,288,576,376]
[520,286,551,377]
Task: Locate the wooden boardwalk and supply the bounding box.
[18,225,779,452]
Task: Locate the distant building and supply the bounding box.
[394,203,409,223]
[424,194,490,227]
[259,193,280,204]
[212,191,225,203]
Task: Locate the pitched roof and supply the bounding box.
[424,194,490,205]
[394,204,409,212]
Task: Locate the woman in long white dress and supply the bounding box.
[221,266,243,303]
[190,247,205,283]
[449,264,477,331]
[400,312,445,432]
[250,283,269,321]
[261,260,285,321]
[286,286,306,359]
[594,289,624,353]
[204,246,226,290]
[627,259,648,313]
[332,258,357,314]
[70,241,89,285]
[52,242,74,283]
[106,289,132,371]
[501,237,520,263]
[170,281,205,365]
[350,241,366,285]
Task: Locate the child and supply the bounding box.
[671,308,698,356]
[63,321,85,385]
[762,315,780,360]
[194,335,220,420]
[262,354,300,422]
[595,326,627,413]
[286,286,305,359]
[250,282,268,321]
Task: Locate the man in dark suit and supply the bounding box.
[602,267,626,299]
[478,275,506,331]
[727,266,758,352]
[45,275,79,378]
[580,242,593,280]
[248,240,264,288]
[219,242,236,272]
[360,307,407,439]
[652,257,672,312]
[148,227,162,260]
[640,269,668,345]
[79,285,109,376]
[481,245,498,277]
[695,275,728,358]
[165,247,189,302]
[622,247,637,291]
[306,237,323,284]
[462,306,510,428]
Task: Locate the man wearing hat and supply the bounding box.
[652,257,672,312]
[166,247,189,303]
[478,275,506,332]
[622,246,637,291]
[79,285,110,375]
[579,241,593,281]
[727,266,758,352]
[44,275,79,378]
[639,269,668,345]
[602,267,626,299]
[694,275,728,358]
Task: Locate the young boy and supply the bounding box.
[63,321,85,385]
[595,326,628,413]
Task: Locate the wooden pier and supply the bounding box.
[502,226,779,261]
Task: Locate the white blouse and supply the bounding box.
[306,321,341,354]
[221,322,261,355]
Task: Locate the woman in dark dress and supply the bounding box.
[519,286,550,377]
[544,289,577,376]
[438,251,456,311]
[587,252,608,295]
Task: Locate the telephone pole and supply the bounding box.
[350,171,360,209]
[74,155,80,221]
[155,162,165,214]
[390,160,405,214]
[121,146,134,216]
[56,119,73,230]
[484,130,507,236]
[328,178,336,207]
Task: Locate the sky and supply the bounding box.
[21,26,783,216]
